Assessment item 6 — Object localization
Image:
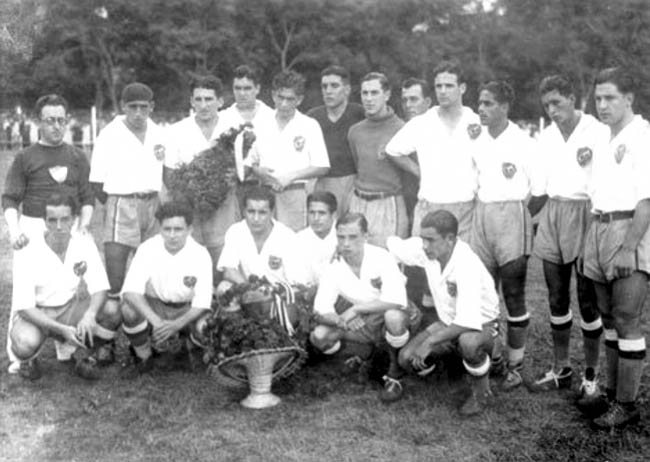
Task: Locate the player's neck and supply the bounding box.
[488,119,508,138]
[237,102,257,122]
[326,100,348,122]
[45,234,71,262]
[610,112,635,139]
[194,115,219,140]
[558,111,581,140]
[437,103,463,120]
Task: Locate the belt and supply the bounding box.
[284,182,306,192]
[592,210,634,223]
[113,191,158,200]
[162,300,189,309]
[354,189,396,201]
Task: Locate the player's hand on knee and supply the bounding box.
[346,317,365,331]
[152,319,180,345]
[59,325,87,349]
[76,313,98,347]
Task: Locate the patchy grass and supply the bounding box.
[0,149,649,462]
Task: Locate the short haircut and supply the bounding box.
[479,80,515,105]
[190,75,224,97]
[336,212,368,234]
[121,82,154,103]
[402,78,431,98]
[594,67,636,95]
[321,65,351,85]
[155,200,193,226]
[420,210,458,238]
[307,191,337,214]
[233,65,261,85]
[272,70,306,95]
[43,192,78,217]
[34,94,69,118]
[243,186,276,211]
[361,72,390,92]
[539,74,576,99]
[432,59,465,84]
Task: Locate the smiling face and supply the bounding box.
[434,72,465,109]
[321,74,350,109]
[361,79,390,118]
[39,105,68,146]
[160,216,191,254]
[594,82,633,128]
[191,87,222,123]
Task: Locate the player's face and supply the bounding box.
[308,201,335,237]
[594,82,633,128]
[361,79,390,118]
[478,90,508,129]
[321,74,350,109]
[191,88,222,122]
[420,227,454,262]
[233,77,260,109]
[401,85,431,120]
[434,72,465,109]
[160,216,191,254]
[244,199,273,234]
[273,87,303,120]
[122,100,154,131]
[39,105,68,146]
[540,90,576,127]
[336,221,366,263]
[44,205,74,240]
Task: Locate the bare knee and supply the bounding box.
[458,332,489,363]
[310,325,339,351]
[384,309,408,334]
[10,320,45,360]
[97,298,122,330]
[121,300,144,326]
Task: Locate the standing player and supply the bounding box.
[401,78,432,121]
[528,75,608,395]
[470,81,540,391]
[3,94,95,373]
[581,67,650,429]
[308,65,365,216]
[385,60,479,239]
[89,82,167,360]
[246,70,329,231]
[347,72,407,247]
[219,65,275,129]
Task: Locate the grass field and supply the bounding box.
[0,149,649,462]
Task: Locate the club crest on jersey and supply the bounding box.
[153,144,166,161]
[576,147,593,167]
[502,162,517,179]
[446,281,457,297]
[48,166,68,184]
[467,123,482,139]
[293,136,306,152]
[614,144,626,164]
[268,255,283,270]
[370,277,383,290]
[183,275,197,288]
[73,261,87,277]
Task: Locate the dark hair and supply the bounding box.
[321,65,351,85]
[34,94,69,118]
[479,80,515,105]
[272,70,306,95]
[233,65,261,85]
[539,74,576,99]
[361,72,390,92]
[190,75,224,97]
[243,186,276,211]
[336,213,368,233]
[307,191,337,214]
[43,193,78,217]
[594,67,636,95]
[432,60,465,84]
[420,210,458,238]
[155,201,193,226]
[402,78,431,98]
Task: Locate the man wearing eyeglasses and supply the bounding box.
[3,93,96,373]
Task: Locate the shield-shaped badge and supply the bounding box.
[502,162,517,179]
[73,261,87,277]
[293,136,306,152]
[614,144,626,164]
[576,147,593,167]
[467,123,482,140]
[48,166,68,184]
[268,255,283,270]
[153,144,166,161]
[183,275,197,288]
[446,281,457,297]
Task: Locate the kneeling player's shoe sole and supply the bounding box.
[591,402,640,430]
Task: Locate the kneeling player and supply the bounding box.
[10,194,120,380]
[310,213,421,402]
[387,210,500,416]
[121,201,213,373]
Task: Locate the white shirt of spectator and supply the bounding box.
[217,219,302,284]
[313,243,407,316]
[385,106,479,203]
[387,236,499,331]
[164,115,229,168]
[245,110,330,182]
[12,234,109,311]
[590,115,650,213]
[89,115,166,194]
[473,121,542,202]
[537,112,608,200]
[122,234,212,309]
[296,225,337,286]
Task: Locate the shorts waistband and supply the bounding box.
[112,191,158,200]
[418,198,474,206]
[354,189,396,201]
[592,210,634,223]
[284,182,306,192]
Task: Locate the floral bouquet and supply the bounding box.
[166,123,255,215]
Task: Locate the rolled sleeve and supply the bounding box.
[307,120,330,168]
[82,237,110,295]
[313,266,339,316]
[385,121,417,158]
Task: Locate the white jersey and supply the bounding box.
[219,100,275,132]
[164,115,229,168]
[296,225,337,286]
[122,234,212,309]
[387,237,499,331]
